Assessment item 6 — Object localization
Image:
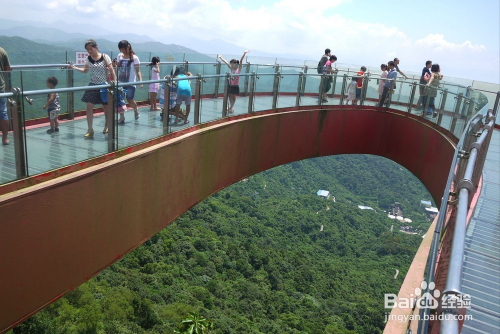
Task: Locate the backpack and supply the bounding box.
[317,56,328,74]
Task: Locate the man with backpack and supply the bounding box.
[317,48,331,101]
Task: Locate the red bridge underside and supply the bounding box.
[0,105,457,333]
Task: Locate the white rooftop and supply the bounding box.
[404,218,413,223]
[425,207,439,213]
[388,214,396,219]
[358,205,374,210]
[317,190,330,197]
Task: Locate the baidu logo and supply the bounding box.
[415,281,440,309]
[385,281,440,310]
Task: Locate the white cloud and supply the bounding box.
[1,0,498,82]
[414,34,487,53]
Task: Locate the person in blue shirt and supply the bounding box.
[173,70,193,124]
[378,61,397,107]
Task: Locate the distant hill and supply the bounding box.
[43,38,200,55]
[0,36,69,52]
[0,25,156,44]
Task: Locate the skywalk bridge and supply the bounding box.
[0,59,498,334]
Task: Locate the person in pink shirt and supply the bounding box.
[218,50,250,113]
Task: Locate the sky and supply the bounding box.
[0,0,499,83]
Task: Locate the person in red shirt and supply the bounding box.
[352,66,367,105]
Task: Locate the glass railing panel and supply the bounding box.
[8,51,68,66]
[303,72,321,99]
[21,81,112,180]
[115,81,167,150]
[202,63,217,77]
[183,53,214,63]
[186,63,204,79]
[17,68,70,121]
[365,74,383,107]
[255,65,277,93]
[200,77,223,123]
[252,76,273,112]
[276,73,298,109]
[394,77,412,104]
[0,71,21,185]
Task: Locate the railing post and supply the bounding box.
[407,82,417,114]
[6,67,12,132]
[296,72,303,107]
[331,71,337,99]
[301,65,308,96]
[10,87,28,178]
[66,62,75,119]
[163,78,171,135]
[213,61,221,98]
[339,74,347,105]
[222,72,230,117]
[272,71,280,109]
[108,82,117,153]
[466,97,475,120]
[184,60,189,73]
[492,91,500,116]
[318,74,325,105]
[248,71,256,113]
[450,93,463,135]
[396,78,403,102]
[194,73,202,125]
[242,62,251,96]
[437,88,448,126]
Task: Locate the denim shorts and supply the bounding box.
[123,85,136,100]
[0,91,7,121]
[355,88,362,99]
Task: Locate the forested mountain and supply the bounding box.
[10,155,432,334]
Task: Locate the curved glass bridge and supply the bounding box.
[0,58,498,334]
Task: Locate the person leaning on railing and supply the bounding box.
[424,64,443,117]
[322,55,338,103]
[416,60,432,109]
[378,61,397,107]
[0,46,11,145]
[393,58,408,80]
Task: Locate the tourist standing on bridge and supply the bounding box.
[416,60,432,109]
[117,40,143,123]
[0,46,11,145]
[149,56,161,111]
[69,39,116,139]
[378,64,388,102]
[379,61,397,107]
[43,76,60,134]
[218,50,250,114]
[393,58,408,80]
[352,66,367,105]
[425,64,443,117]
[173,69,193,125]
[317,48,331,102]
[322,55,338,102]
